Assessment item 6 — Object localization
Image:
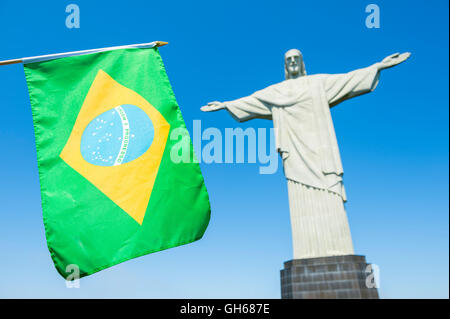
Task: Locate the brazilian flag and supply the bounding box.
[24,45,210,279]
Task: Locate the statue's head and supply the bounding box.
[284,49,306,80]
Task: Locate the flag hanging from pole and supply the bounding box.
[23,43,210,279]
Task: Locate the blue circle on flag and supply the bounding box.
[80,104,154,166]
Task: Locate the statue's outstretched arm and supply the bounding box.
[325,52,411,107]
[201,95,272,122]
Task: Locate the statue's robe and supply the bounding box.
[225,65,380,258]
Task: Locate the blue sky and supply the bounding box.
[0,0,448,298]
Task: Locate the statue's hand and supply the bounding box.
[378,52,411,70]
[200,101,226,112]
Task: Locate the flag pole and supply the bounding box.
[0,58,22,66]
[0,41,168,66]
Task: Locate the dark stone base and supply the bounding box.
[280,255,379,299]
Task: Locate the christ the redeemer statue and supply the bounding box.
[201,50,410,259]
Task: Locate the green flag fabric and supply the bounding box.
[24,47,210,279]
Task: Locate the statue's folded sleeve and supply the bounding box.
[322,65,380,108]
[225,96,273,122]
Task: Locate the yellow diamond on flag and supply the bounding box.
[60,69,170,225]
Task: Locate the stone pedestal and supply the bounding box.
[280,255,379,299]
